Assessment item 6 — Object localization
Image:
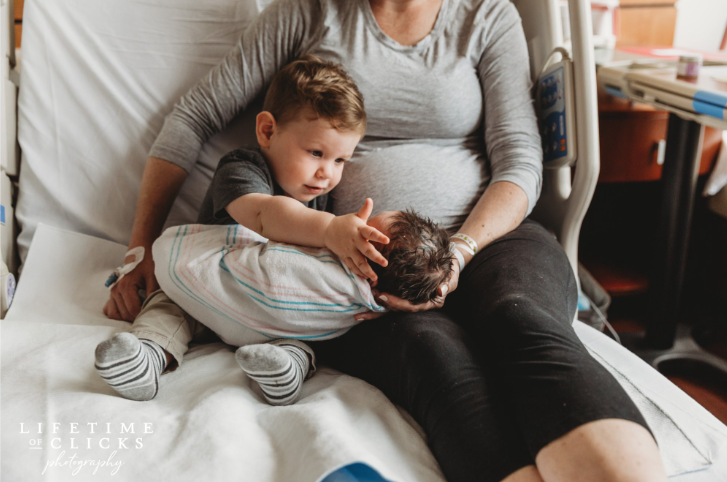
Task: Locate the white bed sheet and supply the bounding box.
[2,224,446,482]
[10,0,727,478]
[3,224,727,481]
[575,324,727,481]
[15,0,265,263]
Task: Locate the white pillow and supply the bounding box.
[16,0,264,263]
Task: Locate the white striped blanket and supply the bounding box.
[153,224,386,346]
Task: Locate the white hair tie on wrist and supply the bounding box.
[449,243,466,271]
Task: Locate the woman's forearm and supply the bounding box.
[454,181,529,263]
[128,156,189,250]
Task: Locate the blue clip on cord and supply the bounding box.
[105,273,119,288]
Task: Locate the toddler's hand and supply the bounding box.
[324,198,389,282]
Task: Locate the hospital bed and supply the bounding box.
[1,0,727,480]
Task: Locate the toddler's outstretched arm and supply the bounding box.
[225,195,389,282]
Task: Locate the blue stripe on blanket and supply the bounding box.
[318,462,394,482]
[169,225,277,339]
[265,245,383,312]
[259,329,345,340]
[263,246,360,286]
[265,247,341,264]
[247,292,364,313]
[219,258,365,310]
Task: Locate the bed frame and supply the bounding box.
[1,0,20,283]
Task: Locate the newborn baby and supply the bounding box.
[151,209,453,404]
[368,209,454,304]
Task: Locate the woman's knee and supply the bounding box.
[461,220,576,299]
[384,314,538,482]
[463,298,576,372]
[364,312,486,403]
[535,419,666,482]
[315,311,475,391]
[453,233,578,333]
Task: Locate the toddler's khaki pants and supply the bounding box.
[130,289,316,374]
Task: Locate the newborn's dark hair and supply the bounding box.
[371,210,454,305]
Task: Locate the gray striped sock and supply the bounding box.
[235,343,310,406]
[95,333,166,401]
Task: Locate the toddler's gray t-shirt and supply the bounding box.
[197,147,328,225]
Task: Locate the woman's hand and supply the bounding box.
[324,198,390,283]
[103,251,159,322]
[355,258,461,321]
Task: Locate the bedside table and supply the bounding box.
[594,64,727,377]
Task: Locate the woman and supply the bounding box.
[104,0,668,480]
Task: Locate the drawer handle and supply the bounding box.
[655,140,666,166]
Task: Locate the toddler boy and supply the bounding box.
[95,55,453,405]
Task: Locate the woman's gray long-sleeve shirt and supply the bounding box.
[149,0,542,230]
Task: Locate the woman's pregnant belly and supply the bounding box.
[331,143,490,232]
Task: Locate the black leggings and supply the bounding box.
[313,219,650,482]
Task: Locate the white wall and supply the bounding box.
[673,0,727,51]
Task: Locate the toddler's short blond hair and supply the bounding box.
[263,54,366,135]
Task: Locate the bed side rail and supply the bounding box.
[513,0,600,292]
[2,0,20,317]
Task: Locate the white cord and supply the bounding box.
[582,292,621,345]
[537,46,572,83]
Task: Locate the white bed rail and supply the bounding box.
[513,0,600,292]
[2,0,19,317]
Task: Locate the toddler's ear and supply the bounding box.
[255,111,277,148]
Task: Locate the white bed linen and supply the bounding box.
[10,0,727,477]
[2,224,445,482]
[15,0,265,262]
[575,323,727,480]
[3,224,727,481]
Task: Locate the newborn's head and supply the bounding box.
[368,210,454,305]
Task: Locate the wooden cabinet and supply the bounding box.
[616,0,677,48]
[14,0,23,48]
[13,0,23,18]
[581,89,721,296]
[14,24,21,49]
[580,0,723,297]
[598,87,721,183]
